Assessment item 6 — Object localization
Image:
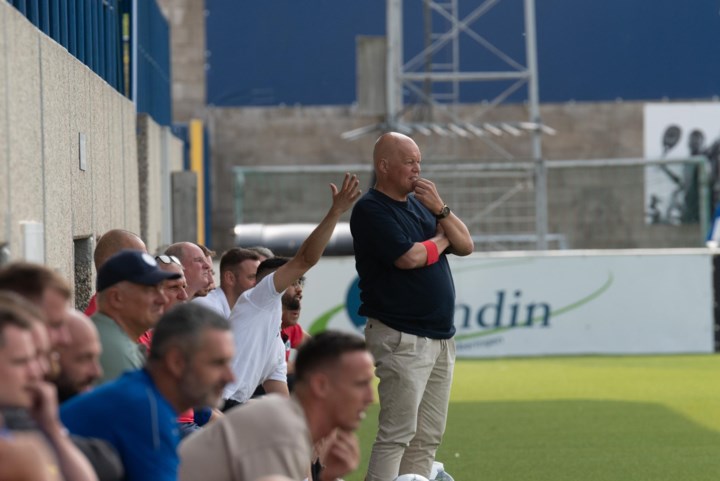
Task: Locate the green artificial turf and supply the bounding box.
[346,355,720,481]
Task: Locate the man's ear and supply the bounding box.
[165,346,187,378]
[222,270,234,287]
[308,372,330,399]
[105,286,122,308]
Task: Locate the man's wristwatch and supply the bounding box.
[435,204,451,220]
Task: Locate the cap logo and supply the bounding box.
[142,253,158,267]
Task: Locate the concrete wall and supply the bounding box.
[137,114,186,254]
[0,2,140,284]
[0,3,183,296]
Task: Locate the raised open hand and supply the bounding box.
[329,173,362,215]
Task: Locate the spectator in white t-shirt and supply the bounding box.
[193,248,261,318]
[221,173,361,411]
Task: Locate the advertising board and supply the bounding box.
[300,251,714,357]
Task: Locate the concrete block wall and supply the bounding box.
[137,114,186,254]
[3,3,44,263]
[137,114,163,254]
[0,2,177,294]
[161,128,185,248]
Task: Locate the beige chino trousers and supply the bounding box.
[364,318,455,481]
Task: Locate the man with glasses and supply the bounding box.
[155,255,189,310]
[221,173,361,411]
[136,255,189,348]
[143,255,204,439]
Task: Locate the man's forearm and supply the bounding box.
[294,207,344,268]
[262,379,290,397]
[394,234,450,270]
[439,214,474,255]
[44,424,98,481]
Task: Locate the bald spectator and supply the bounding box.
[179,331,373,481]
[193,248,260,318]
[93,250,179,383]
[0,262,72,350]
[61,303,236,481]
[195,244,217,297]
[55,310,103,403]
[86,230,147,316]
[165,242,211,298]
[0,293,98,481]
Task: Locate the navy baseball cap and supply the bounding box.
[97,250,181,292]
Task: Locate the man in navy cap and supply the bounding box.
[92,250,180,384]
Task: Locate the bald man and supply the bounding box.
[165,242,211,298]
[350,132,473,481]
[55,309,103,402]
[85,229,147,316]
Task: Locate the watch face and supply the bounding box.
[437,205,450,219]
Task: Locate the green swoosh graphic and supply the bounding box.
[454,272,614,342]
[308,304,345,335]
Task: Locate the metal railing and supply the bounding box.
[9,0,123,92]
[233,157,711,252]
[8,0,172,126]
[134,0,171,126]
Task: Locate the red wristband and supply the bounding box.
[421,240,439,266]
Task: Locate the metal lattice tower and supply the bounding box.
[393,0,549,248]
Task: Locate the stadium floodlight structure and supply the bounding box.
[342,0,551,248]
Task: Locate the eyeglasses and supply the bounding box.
[155,255,182,266]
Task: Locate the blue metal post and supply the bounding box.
[91,0,99,74]
[107,0,116,90]
[59,0,68,48]
[71,0,77,55]
[11,0,24,14]
[85,0,95,70]
[87,0,95,72]
[98,0,106,80]
[39,0,50,34]
[76,0,84,62]
[28,0,39,27]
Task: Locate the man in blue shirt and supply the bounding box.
[350,132,474,481]
[61,303,235,481]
